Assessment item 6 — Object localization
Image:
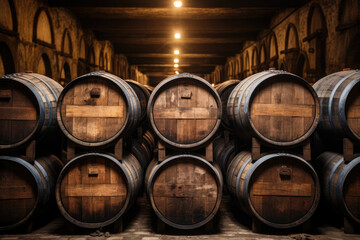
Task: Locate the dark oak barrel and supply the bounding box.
[0,155,63,230]
[215,80,240,130]
[227,70,320,147]
[57,72,141,147]
[0,73,63,149]
[145,154,223,229]
[313,70,360,144]
[125,79,151,123]
[314,152,360,224]
[226,151,320,228]
[55,152,142,228]
[213,137,237,174]
[147,73,222,150]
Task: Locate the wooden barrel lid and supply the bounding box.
[245,154,320,228]
[248,73,319,146]
[56,153,129,228]
[0,156,41,230]
[0,79,40,148]
[148,74,222,149]
[341,157,360,223]
[57,72,139,147]
[147,154,222,229]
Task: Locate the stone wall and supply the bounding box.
[206,0,360,84]
[0,0,148,85]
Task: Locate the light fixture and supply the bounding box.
[174,1,182,7]
[211,83,215,87]
[174,58,179,63]
[175,33,181,39]
[174,49,180,55]
[174,63,179,68]
[175,71,179,75]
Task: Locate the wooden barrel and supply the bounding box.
[215,80,240,130]
[57,72,141,147]
[314,152,360,224]
[56,152,142,228]
[147,73,222,150]
[0,73,63,149]
[0,155,63,230]
[129,139,152,172]
[213,138,237,174]
[227,70,320,147]
[145,154,223,229]
[226,151,320,228]
[125,79,151,123]
[313,70,360,144]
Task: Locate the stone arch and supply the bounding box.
[259,43,267,71]
[33,8,55,48]
[251,47,259,73]
[284,23,300,73]
[60,61,71,86]
[244,51,250,77]
[305,3,327,82]
[79,36,86,60]
[37,53,52,78]
[268,32,278,69]
[0,42,15,75]
[0,0,17,35]
[61,28,73,57]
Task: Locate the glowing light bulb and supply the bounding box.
[174,58,179,63]
[175,71,179,75]
[174,64,179,68]
[174,1,182,7]
[175,33,181,39]
[174,49,180,55]
[211,83,215,87]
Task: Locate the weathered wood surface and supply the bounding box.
[146,154,223,229]
[226,151,320,229]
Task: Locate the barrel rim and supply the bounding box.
[147,154,223,229]
[336,155,360,224]
[125,79,151,122]
[0,75,44,149]
[55,152,132,228]
[147,73,222,149]
[0,156,44,230]
[56,71,137,147]
[243,152,321,228]
[244,72,320,147]
[339,76,360,142]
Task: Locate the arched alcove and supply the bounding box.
[259,43,267,70]
[79,37,86,60]
[61,29,73,57]
[37,53,52,77]
[252,47,259,73]
[268,32,278,69]
[244,52,250,77]
[0,42,15,75]
[284,24,300,73]
[99,50,104,70]
[33,8,55,48]
[0,0,17,35]
[60,61,71,86]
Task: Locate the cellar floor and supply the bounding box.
[1,194,360,240]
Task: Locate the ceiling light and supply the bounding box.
[174,58,179,63]
[211,83,215,87]
[175,71,179,74]
[174,1,182,7]
[175,33,181,39]
[174,64,179,68]
[174,49,180,55]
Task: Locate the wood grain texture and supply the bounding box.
[226,152,320,228]
[146,155,222,229]
[149,74,221,149]
[65,105,124,118]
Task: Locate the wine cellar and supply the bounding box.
[0,0,359,239]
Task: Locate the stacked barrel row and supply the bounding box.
[214,70,322,230]
[0,73,64,231]
[145,74,223,230]
[312,70,360,231]
[55,71,154,229]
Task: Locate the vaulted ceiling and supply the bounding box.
[49,0,308,85]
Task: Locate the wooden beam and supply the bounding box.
[49,0,308,8]
[68,7,279,20]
